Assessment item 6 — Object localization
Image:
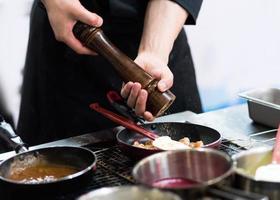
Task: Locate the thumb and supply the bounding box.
[158,68,173,92]
[74,4,103,27]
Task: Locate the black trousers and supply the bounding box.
[17,1,202,145]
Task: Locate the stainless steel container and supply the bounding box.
[132,149,235,199]
[239,88,280,128]
[232,146,280,200]
[78,186,182,200]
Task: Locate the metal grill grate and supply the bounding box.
[95,147,136,183]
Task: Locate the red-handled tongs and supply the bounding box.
[90,103,158,140]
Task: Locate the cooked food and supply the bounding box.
[152,136,191,150]
[190,140,204,148]
[8,163,79,184]
[133,137,204,150]
[179,137,190,146]
[133,140,158,150]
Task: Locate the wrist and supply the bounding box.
[138,45,171,65]
[136,51,168,67]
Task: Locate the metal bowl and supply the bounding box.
[232,146,280,200]
[78,186,182,200]
[132,149,233,198]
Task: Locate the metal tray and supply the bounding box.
[239,88,280,128]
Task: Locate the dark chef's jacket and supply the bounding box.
[17,0,203,145]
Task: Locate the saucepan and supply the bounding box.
[133,149,268,200]
[0,116,97,199]
[90,103,222,160]
[232,146,280,200]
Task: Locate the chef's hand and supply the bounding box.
[41,0,103,55]
[120,52,173,121]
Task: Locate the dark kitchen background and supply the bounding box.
[0,0,279,126]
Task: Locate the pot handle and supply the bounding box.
[207,185,268,200]
[0,115,28,153]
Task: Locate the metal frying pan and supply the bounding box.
[90,102,222,160]
[117,122,222,160]
[0,116,97,199]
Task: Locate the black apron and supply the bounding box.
[17,0,202,145]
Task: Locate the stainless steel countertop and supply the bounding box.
[0,104,276,161]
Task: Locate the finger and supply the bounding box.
[158,67,174,92]
[135,89,148,116]
[143,111,154,121]
[64,33,97,55]
[127,83,141,108]
[74,4,103,27]
[120,82,133,99]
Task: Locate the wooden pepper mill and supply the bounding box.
[73,22,176,117]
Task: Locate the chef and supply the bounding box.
[17,0,203,145]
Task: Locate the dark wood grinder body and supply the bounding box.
[73,22,175,117]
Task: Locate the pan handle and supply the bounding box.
[90,103,158,140]
[0,115,28,153]
[207,185,268,200]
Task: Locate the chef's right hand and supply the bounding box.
[41,0,103,55]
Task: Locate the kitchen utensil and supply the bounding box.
[239,88,280,128]
[78,186,182,200]
[106,90,144,124]
[0,117,97,199]
[232,146,280,200]
[255,124,280,181]
[73,21,175,117]
[133,149,267,200]
[117,122,222,160]
[90,103,190,150]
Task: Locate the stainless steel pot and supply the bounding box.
[232,146,280,200]
[133,149,268,199]
[78,186,182,200]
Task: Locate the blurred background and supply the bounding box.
[0,0,279,126]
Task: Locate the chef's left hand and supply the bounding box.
[120,52,173,121]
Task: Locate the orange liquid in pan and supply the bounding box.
[8,163,79,184]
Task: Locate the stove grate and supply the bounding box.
[94,147,136,183]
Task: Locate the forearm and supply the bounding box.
[139,0,188,63]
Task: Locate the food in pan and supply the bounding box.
[153,136,192,150]
[133,136,204,150]
[179,137,204,148]
[133,140,158,150]
[8,163,79,184]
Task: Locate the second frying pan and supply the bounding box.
[90,103,222,160]
[117,122,222,160]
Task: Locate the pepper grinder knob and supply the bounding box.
[73,22,176,117]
